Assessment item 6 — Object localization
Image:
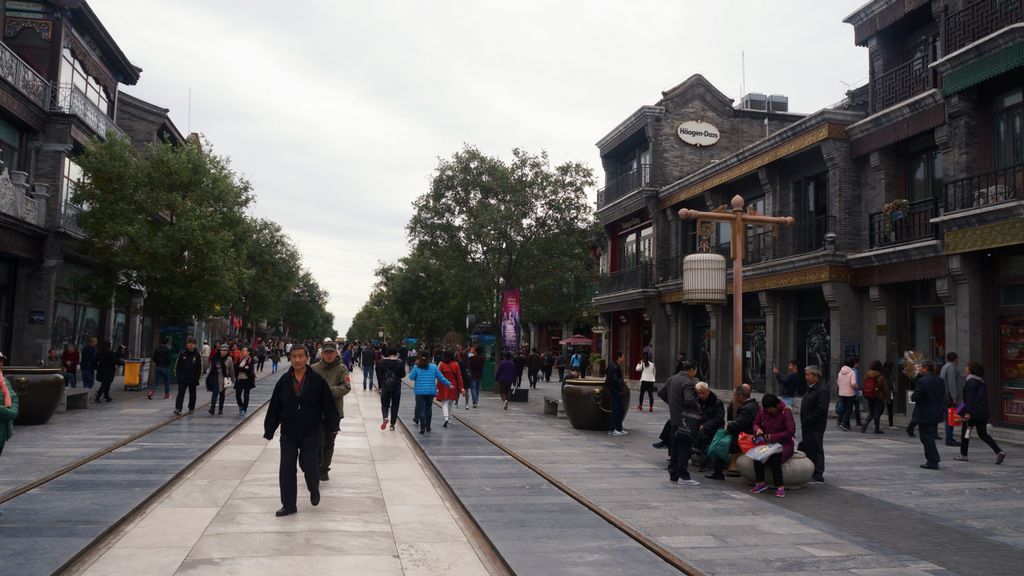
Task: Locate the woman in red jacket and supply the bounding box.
[437,350,464,428]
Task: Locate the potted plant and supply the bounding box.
[882,198,910,234]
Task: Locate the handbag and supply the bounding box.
[947,406,963,427]
[707,429,733,462]
[745,442,783,463]
[223,377,234,391]
[738,432,757,453]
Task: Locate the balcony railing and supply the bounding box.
[597,262,653,295]
[744,228,775,265]
[0,40,50,109]
[782,214,833,257]
[944,163,1024,212]
[597,164,650,209]
[868,198,937,248]
[655,254,680,283]
[61,199,85,237]
[945,0,1024,55]
[50,84,123,140]
[871,53,934,113]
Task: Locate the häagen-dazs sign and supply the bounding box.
[677,121,720,147]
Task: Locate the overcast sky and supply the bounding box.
[93,0,867,335]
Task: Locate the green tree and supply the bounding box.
[283,270,336,340]
[235,217,301,340]
[74,136,254,334]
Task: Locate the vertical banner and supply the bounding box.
[501,288,521,353]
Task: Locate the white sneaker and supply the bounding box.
[503,400,509,410]
[610,430,625,436]
[677,479,700,486]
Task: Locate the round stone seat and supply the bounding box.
[736,450,814,489]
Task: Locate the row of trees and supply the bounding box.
[74,136,336,344]
[347,145,600,345]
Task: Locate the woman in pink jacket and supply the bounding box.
[836,357,859,431]
[749,394,795,498]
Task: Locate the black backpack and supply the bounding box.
[381,364,403,392]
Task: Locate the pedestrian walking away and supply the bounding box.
[940,352,966,447]
[264,345,340,517]
[94,341,117,403]
[527,348,542,389]
[361,344,376,390]
[150,339,173,400]
[799,365,829,482]
[269,345,281,374]
[911,360,945,470]
[437,350,464,428]
[749,394,796,498]
[636,352,656,412]
[80,337,97,390]
[954,362,1006,465]
[234,347,256,417]
[514,350,526,389]
[311,341,351,481]
[658,361,700,485]
[256,341,268,372]
[468,346,484,408]
[605,352,627,435]
[174,338,203,415]
[861,360,890,434]
[555,351,566,384]
[495,351,516,410]
[206,345,235,415]
[376,347,406,430]
[409,355,451,434]
[835,357,859,431]
[542,348,554,382]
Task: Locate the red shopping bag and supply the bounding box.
[948,407,964,427]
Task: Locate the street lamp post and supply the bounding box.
[678,194,794,390]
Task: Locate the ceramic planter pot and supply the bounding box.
[6,367,65,425]
[561,378,630,431]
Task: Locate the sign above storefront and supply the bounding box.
[677,120,720,147]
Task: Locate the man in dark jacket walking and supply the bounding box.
[361,345,377,390]
[264,346,341,517]
[658,362,701,485]
[605,352,627,435]
[799,365,830,482]
[173,338,203,415]
[527,348,542,389]
[706,384,759,480]
[912,360,945,470]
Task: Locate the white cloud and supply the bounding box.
[92,0,867,334]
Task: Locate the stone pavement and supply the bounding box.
[382,369,1024,576]
[69,379,498,576]
[0,368,281,576]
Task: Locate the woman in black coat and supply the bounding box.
[94,341,117,403]
[955,362,1006,464]
[234,346,256,417]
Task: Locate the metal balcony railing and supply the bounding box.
[0,40,50,109]
[597,164,650,209]
[868,197,937,248]
[871,53,934,113]
[50,83,124,140]
[944,163,1024,212]
[655,254,680,283]
[61,199,85,237]
[782,214,833,257]
[597,262,653,295]
[945,0,1024,55]
[744,228,775,265]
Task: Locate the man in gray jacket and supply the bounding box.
[658,361,701,486]
[940,352,965,447]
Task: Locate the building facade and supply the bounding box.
[0,1,181,365]
[595,0,1024,428]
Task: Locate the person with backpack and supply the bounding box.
[376,346,406,431]
[437,350,465,428]
[570,350,582,378]
[555,351,566,384]
[860,360,889,434]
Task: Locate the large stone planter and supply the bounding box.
[561,378,630,431]
[5,367,65,425]
[736,450,814,489]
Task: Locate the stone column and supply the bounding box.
[708,303,727,387]
[938,254,983,364]
[823,282,861,388]
[822,138,860,253]
[20,258,60,365]
[129,291,145,358]
[759,291,778,394]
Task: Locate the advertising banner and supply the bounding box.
[501,288,521,353]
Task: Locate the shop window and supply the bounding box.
[62,156,83,205]
[616,226,652,270]
[0,117,21,171]
[59,48,110,113]
[994,89,1023,168]
[907,148,943,202]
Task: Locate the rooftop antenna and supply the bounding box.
[187,87,192,134]
[741,51,746,97]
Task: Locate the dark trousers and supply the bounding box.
[961,418,1002,457]
[918,422,940,467]
[218,388,227,412]
[754,453,785,485]
[945,421,957,445]
[853,395,862,425]
[175,380,198,412]
[235,386,250,411]
[658,420,673,445]
[557,368,565,383]
[279,433,320,510]
[543,367,552,382]
[668,424,694,480]
[320,426,337,473]
[528,370,539,388]
[381,389,401,424]
[801,425,825,478]
[95,379,113,400]
[862,398,883,432]
[415,394,434,430]
[609,391,624,432]
[82,367,95,389]
[256,356,266,371]
[886,399,895,427]
[638,382,655,408]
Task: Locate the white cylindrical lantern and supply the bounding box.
[682,253,727,304]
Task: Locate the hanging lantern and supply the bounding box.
[682,253,727,304]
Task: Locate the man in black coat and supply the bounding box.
[264,346,341,517]
[173,338,203,415]
[604,352,626,435]
[912,360,946,470]
[693,382,724,468]
[706,384,758,480]
[658,362,701,485]
[799,365,830,482]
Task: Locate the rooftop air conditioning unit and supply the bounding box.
[740,93,767,111]
[769,94,789,113]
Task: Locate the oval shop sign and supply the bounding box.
[677,120,720,147]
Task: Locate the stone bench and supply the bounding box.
[736,450,814,489]
[56,388,91,413]
[543,395,561,415]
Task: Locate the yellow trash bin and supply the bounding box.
[124,359,145,391]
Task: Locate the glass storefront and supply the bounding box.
[997,253,1024,427]
[51,301,102,350]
